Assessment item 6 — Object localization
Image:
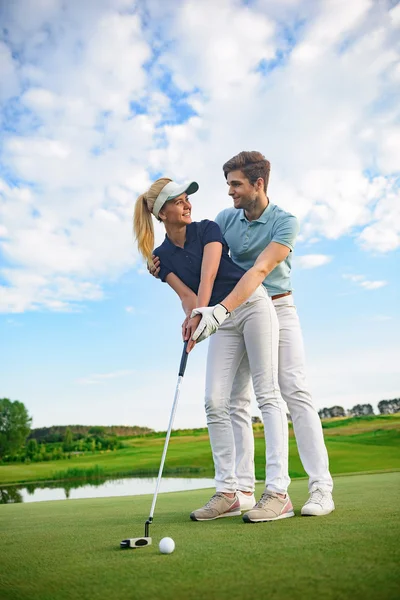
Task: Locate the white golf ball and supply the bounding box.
[159,537,175,554]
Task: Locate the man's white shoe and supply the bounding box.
[301,488,335,516]
[237,491,256,511]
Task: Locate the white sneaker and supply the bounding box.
[237,491,256,511]
[301,488,335,516]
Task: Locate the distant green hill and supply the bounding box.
[1,414,399,486]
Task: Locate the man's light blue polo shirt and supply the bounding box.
[214,203,299,297]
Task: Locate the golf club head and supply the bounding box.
[120,537,152,549]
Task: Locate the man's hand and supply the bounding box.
[147,255,160,278]
[190,304,230,343]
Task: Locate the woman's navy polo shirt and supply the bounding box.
[154,220,246,306]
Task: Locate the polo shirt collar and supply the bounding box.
[163,222,195,250]
[240,201,273,224]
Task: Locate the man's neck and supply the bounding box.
[165,223,186,248]
[244,194,269,222]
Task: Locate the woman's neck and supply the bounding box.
[164,223,187,248]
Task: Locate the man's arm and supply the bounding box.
[148,255,160,278]
[221,241,290,312]
[190,241,289,343]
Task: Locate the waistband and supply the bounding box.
[271,291,292,301]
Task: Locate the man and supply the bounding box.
[193,151,334,517]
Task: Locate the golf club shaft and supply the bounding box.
[148,341,189,520]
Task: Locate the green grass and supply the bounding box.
[1,415,399,485]
[0,472,399,600]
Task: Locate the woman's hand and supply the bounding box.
[185,315,201,352]
[182,315,191,341]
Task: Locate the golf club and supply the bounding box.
[120,340,189,549]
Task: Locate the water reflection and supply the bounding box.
[0,487,23,504]
[0,476,215,504]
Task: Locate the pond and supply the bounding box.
[0,476,216,504]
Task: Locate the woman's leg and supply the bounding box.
[204,319,246,493]
[229,353,256,493]
[190,318,247,521]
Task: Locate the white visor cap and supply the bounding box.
[152,180,199,218]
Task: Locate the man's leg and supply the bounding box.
[190,318,244,521]
[274,294,334,516]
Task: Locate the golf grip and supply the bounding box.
[178,340,189,376]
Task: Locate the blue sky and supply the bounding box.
[0,0,399,430]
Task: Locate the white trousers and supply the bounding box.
[205,286,290,495]
[230,294,333,493]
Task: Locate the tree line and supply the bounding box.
[318,398,400,419]
[0,398,152,464]
[29,424,153,443]
[2,396,399,463]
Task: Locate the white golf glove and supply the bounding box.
[190,304,230,343]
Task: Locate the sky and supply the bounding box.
[0,0,399,431]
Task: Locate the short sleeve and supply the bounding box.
[214,211,225,233]
[199,220,224,246]
[158,263,172,282]
[272,215,299,251]
[153,246,172,283]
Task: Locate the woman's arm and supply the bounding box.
[165,273,197,317]
[184,241,223,352]
[197,242,222,307]
[164,240,222,314]
[166,241,223,352]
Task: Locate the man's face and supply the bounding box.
[226,170,260,210]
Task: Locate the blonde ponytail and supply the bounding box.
[133,177,173,264]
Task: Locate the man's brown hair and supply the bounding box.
[223,151,271,192]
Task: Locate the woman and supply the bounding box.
[133,177,293,523]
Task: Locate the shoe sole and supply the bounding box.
[243,510,295,523]
[190,509,242,521]
[301,508,335,517]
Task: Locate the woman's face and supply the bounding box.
[159,193,192,225]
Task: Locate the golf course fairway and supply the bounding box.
[0,471,399,600]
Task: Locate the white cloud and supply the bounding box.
[342,274,388,291]
[296,254,332,269]
[359,280,388,290]
[358,180,400,252]
[0,0,399,313]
